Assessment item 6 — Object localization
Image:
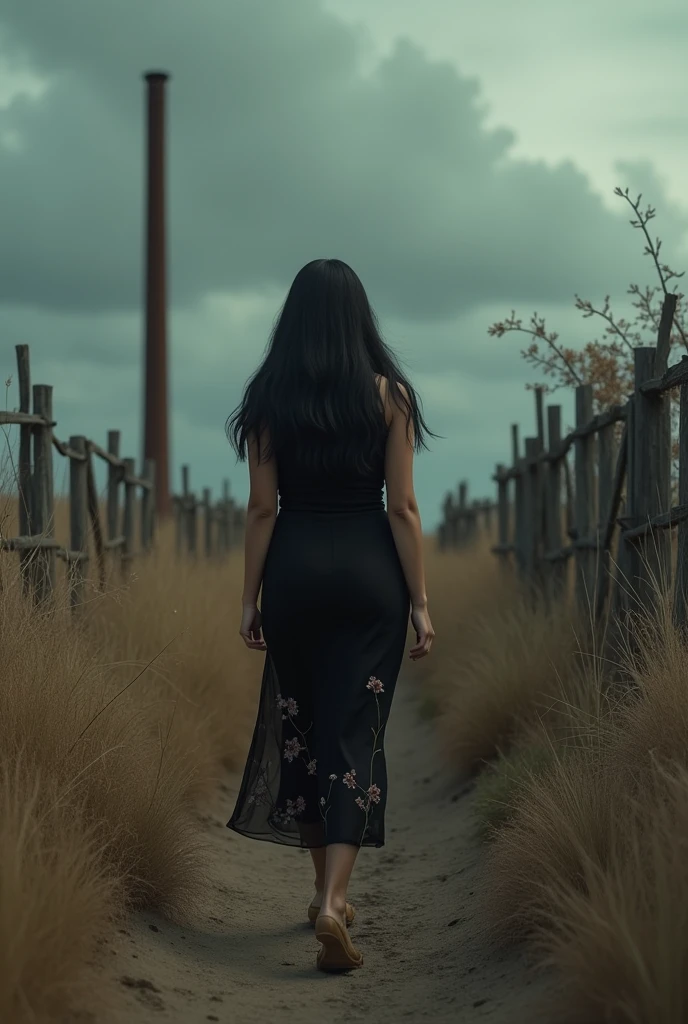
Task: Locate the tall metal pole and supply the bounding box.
[143,70,170,518]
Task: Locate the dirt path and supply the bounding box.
[105,676,555,1023]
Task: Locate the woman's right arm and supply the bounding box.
[382,380,435,658]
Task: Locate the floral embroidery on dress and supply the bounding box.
[268,694,316,829]
[267,679,386,842]
[246,761,273,807]
[317,675,386,844]
[272,794,307,827]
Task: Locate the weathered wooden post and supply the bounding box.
[141,458,156,552]
[68,436,88,608]
[107,430,122,572]
[218,479,230,555]
[122,457,136,576]
[574,384,596,612]
[16,345,32,591]
[180,465,197,557]
[545,405,566,600]
[522,437,539,580]
[31,384,55,602]
[534,388,546,565]
[595,420,616,620]
[457,481,468,547]
[631,347,671,618]
[203,487,213,558]
[674,373,688,629]
[441,492,454,549]
[512,425,525,575]
[494,463,510,572]
[596,421,628,626]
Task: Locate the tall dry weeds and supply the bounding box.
[465,563,688,1022]
[0,501,259,1020]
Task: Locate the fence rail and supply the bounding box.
[173,467,245,560]
[484,291,688,642]
[1,344,244,608]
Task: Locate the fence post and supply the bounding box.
[203,487,213,558]
[534,389,546,563]
[16,345,32,592]
[457,481,467,546]
[181,465,197,557]
[31,384,55,602]
[595,421,616,621]
[68,436,88,609]
[631,347,671,618]
[220,479,230,555]
[574,384,596,612]
[141,458,156,552]
[495,464,510,572]
[674,374,688,629]
[122,457,136,576]
[512,425,525,575]
[442,492,455,549]
[106,430,122,572]
[545,405,565,600]
[523,438,539,581]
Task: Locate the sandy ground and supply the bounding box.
[103,676,557,1024]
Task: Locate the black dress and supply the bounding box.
[226,427,410,849]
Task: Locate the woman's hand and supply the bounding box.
[409,603,435,660]
[239,603,267,651]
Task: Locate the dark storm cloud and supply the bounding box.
[0,0,666,329]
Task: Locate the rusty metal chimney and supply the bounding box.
[143,70,170,518]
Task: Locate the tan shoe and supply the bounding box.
[315,914,364,971]
[308,898,355,926]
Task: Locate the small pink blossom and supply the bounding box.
[367,784,381,804]
[276,694,299,715]
[355,796,366,810]
[367,676,384,694]
[283,737,303,762]
[295,795,306,813]
[328,773,337,781]
[307,759,317,775]
[320,797,326,806]
[343,770,357,789]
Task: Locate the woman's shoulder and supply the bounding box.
[374,375,409,426]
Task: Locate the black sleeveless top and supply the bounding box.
[276,431,387,514]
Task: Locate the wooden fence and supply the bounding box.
[438,480,494,550]
[173,466,245,559]
[0,344,243,609]
[488,291,688,638]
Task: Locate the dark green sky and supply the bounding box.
[0,0,686,525]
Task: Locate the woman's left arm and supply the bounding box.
[241,428,278,608]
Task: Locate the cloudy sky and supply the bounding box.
[1,0,687,528]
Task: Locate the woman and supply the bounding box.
[225,258,436,972]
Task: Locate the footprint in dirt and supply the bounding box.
[119,976,165,1012]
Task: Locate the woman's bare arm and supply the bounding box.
[381,381,427,609]
[241,429,278,607]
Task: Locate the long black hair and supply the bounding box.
[226,259,438,475]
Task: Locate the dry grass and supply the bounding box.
[425,536,688,1023]
[0,492,259,1022]
[420,534,597,775]
[0,759,125,1024]
[532,763,688,1024]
